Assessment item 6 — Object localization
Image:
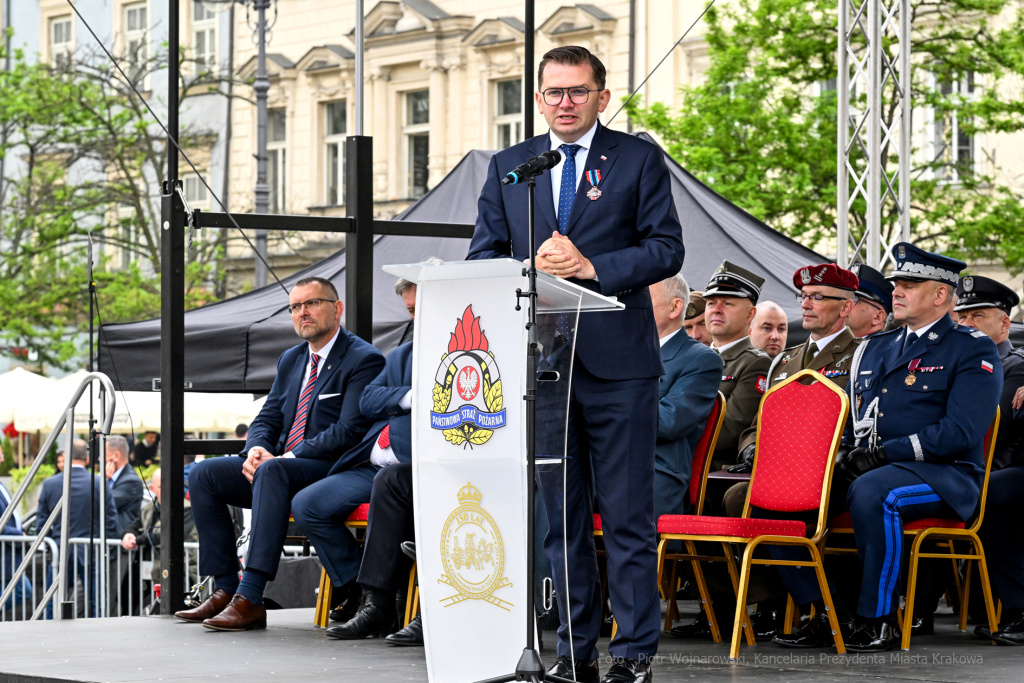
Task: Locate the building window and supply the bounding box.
[192,1,217,73]
[50,16,73,69]
[404,90,430,199]
[934,73,975,181]
[324,101,347,205]
[124,2,149,86]
[495,79,522,149]
[183,174,209,209]
[268,108,287,213]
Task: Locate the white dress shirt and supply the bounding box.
[549,122,599,219]
[808,328,847,359]
[369,390,413,467]
[659,327,683,348]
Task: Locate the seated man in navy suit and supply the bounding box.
[293,341,417,643]
[649,272,722,516]
[176,276,384,631]
[468,45,684,683]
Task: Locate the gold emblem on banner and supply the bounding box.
[438,483,513,611]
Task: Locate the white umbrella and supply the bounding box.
[0,367,59,423]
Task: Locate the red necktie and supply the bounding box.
[284,354,320,452]
[377,424,390,449]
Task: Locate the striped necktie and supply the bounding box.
[284,353,320,453]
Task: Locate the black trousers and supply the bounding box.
[357,463,415,594]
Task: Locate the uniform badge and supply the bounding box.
[780,354,791,365]
[430,306,506,447]
[898,245,906,258]
[439,483,513,610]
[851,264,861,276]
[776,372,788,381]
[927,332,938,340]
[963,277,974,292]
[686,303,696,317]
[756,375,768,394]
[982,360,994,374]
[800,268,811,285]
[716,263,727,274]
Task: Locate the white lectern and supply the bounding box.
[382,259,623,683]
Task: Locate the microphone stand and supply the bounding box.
[478,177,574,683]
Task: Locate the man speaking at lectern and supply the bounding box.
[468,45,684,683]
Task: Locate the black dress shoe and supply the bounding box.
[846,619,900,652]
[750,610,781,642]
[385,615,423,646]
[974,623,992,640]
[601,657,651,683]
[910,615,934,636]
[547,656,599,683]
[991,614,1024,646]
[669,612,712,639]
[401,541,416,561]
[772,612,852,648]
[325,590,397,640]
[328,580,362,623]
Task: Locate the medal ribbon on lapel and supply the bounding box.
[905,358,921,386]
[586,169,602,201]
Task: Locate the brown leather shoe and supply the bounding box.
[202,594,267,631]
[174,589,232,623]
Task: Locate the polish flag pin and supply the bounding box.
[601,155,607,160]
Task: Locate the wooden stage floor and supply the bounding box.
[0,603,1019,683]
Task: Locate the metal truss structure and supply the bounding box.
[837,0,912,270]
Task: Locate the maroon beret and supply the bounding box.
[793,264,859,292]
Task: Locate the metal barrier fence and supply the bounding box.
[0,536,313,621]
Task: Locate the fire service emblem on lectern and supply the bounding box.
[430,305,506,447]
[438,483,513,610]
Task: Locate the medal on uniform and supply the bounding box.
[905,358,921,386]
[586,169,602,201]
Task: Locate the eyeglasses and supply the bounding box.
[541,87,602,106]
[288,298,338,314]
[795,293,849,304]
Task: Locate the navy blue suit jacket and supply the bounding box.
[467,124,685,380]
[110,465,144,535]
[655,330,723,515]
[848,315,1002,520]
[0,480,20,536]
[244,329,386,462]
[329,342,413,475]
[36,466,118,541]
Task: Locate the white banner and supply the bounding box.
[411,269,529,683]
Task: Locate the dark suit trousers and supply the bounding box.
[355,463,415,593]
[188,455,333,579]
[977,466,1024,610]
[292,462,378,586]
[536,359,660,662]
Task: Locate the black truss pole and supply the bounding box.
[160,0,186,616]
[345,135,374,341]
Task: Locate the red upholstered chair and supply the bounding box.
[822,409,1001,650]
[656,392,728,635]
[656,369,849,659]
[597,392,727,641]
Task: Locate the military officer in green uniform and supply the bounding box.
[703,261,772,473]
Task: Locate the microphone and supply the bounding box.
[501,150,563,185]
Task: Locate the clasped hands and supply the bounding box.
[835,443,888,483]
[243,446,275,483]
[533,232,596,280]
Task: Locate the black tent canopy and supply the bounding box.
[99,135,827,393]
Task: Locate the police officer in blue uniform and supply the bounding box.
[835,243,1003,651]
[847,264,894,338]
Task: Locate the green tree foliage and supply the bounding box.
[626,0,1024,269]
[0,43,229,368]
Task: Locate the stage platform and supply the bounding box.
[0,604,1017,683]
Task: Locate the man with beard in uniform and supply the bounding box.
[847,264,893,338]
[703,262,772,474]
[720,264,862,642]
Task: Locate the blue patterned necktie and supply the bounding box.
[557,144,581,235]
